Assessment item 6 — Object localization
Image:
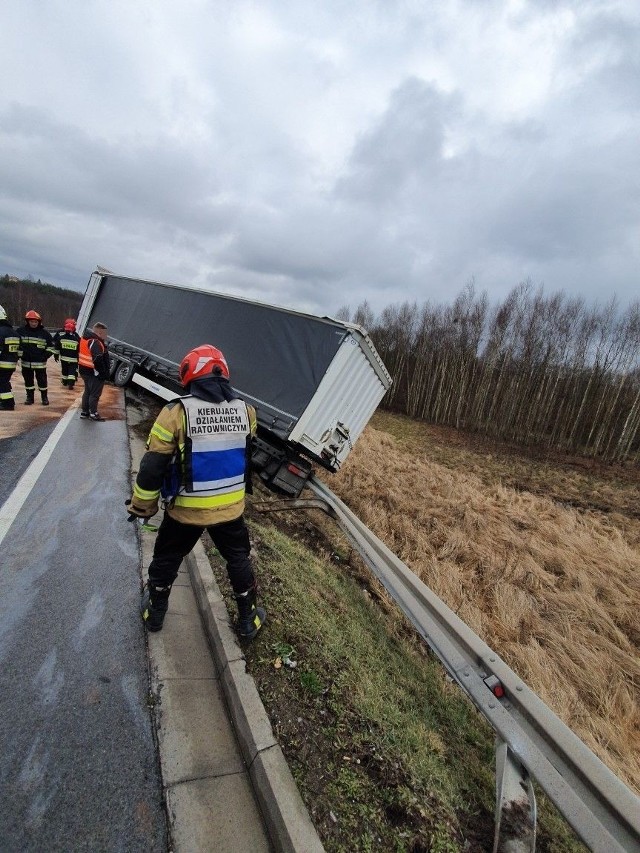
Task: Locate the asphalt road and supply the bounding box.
[0,421,55,507]
[0,396,167,851]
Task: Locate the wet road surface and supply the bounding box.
[0,375,167,851]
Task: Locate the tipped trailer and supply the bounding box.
[77,269,392,497]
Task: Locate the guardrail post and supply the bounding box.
[493,738,536,853]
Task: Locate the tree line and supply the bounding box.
[339,281,640,462]
[0,275,84,329]
[4,273,638,461]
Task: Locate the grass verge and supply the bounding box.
[206,510,587,853]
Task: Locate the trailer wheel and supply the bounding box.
[108,357,118,378]
[114,361,136,387]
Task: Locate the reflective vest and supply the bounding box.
[18,326,55,368]
[0,326,21,369]
[78,335,105,370]
[57,332,80,362]
[166,395,251,509]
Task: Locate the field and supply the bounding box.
[208,409,639,851]
[342,412,640,792]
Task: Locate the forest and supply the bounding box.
[341,281,640,462]
[0,275,83,329]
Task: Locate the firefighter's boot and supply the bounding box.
[140,582,171,632]
[40,390,49,406]
[234,585,266,640]
[25,389,35,405]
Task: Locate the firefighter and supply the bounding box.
[127,344,266,639]
[16,310,56,405]
[54,318,80,389]
[78,322,110,420]
[0,304,21,411]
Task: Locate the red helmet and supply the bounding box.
[179,345,229,386]
[64,318,76,331]
[25,310,42,321]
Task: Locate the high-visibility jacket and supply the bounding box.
[15,323,55,369]
[133,392,257,526]
[168,395,251,509]
[54,330,80,363]
[79,333,110,378]
[0,321,21,370]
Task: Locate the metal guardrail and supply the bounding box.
[257,477,640,853]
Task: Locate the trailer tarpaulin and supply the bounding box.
[88,275,348,424]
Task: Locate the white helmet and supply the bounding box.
[0,305,7,321]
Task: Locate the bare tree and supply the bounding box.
[361,284,640,462]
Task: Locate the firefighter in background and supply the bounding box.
[54,318,80,389]
[126,344,266,639]
[16,310,56,406]
[0,304,21,411]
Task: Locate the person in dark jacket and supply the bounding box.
[53,318,81,389]
[16,310,56,405]
[0,304,21,411]
[127,344,266,639]
[78,322,110,421]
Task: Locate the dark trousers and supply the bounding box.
[0,367,16,408]
[22,366,47,392]
[61,360,78,384]
[148,513,254,595]
[81,373,105,414]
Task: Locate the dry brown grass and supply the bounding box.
[326,424,640,794]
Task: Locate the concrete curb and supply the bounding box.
[186,540,325,853]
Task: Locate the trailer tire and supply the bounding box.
[114,361,136,387]
[108,357,118,379]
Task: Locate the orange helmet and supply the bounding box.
[25,310,42,321]
[179,345,229,386]
[64,318,76,331]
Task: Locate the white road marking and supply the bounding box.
[0,403,79,547]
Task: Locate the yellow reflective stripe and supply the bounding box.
[174,488,245,508]
[133,484,160,501]
[150,422,174,443]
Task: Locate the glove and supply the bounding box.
[54,353,59,362]
[125,498,158,521]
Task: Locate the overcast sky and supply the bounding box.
[1,0,638,317]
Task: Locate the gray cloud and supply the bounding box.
[336,78,457,204]
[0,0,638,318]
